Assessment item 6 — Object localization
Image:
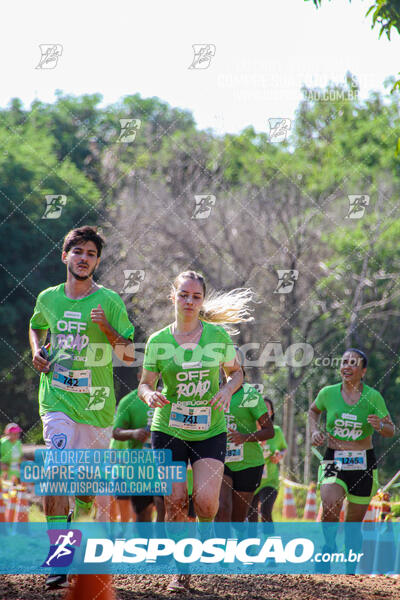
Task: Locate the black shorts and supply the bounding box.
[116,495,154,513]
[320,448,378,504]
[223,464,264,493]
[151,431,227,464]
[130,495,154,514]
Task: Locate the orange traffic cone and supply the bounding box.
[339,499,347,522]
[378,491,391,522]
[65,574,115,600]
[303,482,317,520]
[0,484,5,523]
[282,484,297,519]
[5,487,18,522]
[14,486,29,523]
[363,499,378,523]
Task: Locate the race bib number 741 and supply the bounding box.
[169,404,211,431]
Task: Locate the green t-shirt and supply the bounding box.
[30,284,134,428]
[225,383,267,472]
[255,425,287,492]
[314,383,389,441]
[113,389,155,450]
[109,438,129,450]
[143,321,236,441]
[0,437,23,477]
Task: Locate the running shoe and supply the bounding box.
[45,512,73,589]
[45,573,69,589]
[167,574,191,593]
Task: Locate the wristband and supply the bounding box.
[379,420,384,431]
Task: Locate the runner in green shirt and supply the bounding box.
[248,398,287,522]
[309,348,394,522]
[139,270,253,592]
[29,226,135,590]
[112,369,165,522]
[215,379,273,522]
[0,423,23,482]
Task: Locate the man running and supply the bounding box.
[29,225,135,589]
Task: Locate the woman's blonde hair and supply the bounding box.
[171,271,254,334]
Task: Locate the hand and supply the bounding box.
[367,414,383,431]
[210,387,232,412]
[311,431,325,446]
[132,428,150,443]
[146,391,170,408]
[269,451,282,464]
[32,348,50,373]
[91,304,110,333]
[227,428,246,445]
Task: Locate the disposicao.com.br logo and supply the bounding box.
[42,529,82,568]
[84,536,314,565]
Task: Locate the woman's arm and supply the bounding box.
[209,358,243,412]
[309,401,326,446]
[138,368,169,408]
[367,414,395,438]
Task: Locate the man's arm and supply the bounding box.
[29,327,50,373]
[90,304,134,365]
[113,427,150,443]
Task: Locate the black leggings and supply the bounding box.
[250,486,278,522]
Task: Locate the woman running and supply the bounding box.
[215,368,273,522]
[248,398,287,523]
[309,348,394,522]
[138,270,253,591]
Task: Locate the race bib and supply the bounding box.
[225,442,244,463]
[51,363,91,394]
[334,450,366,471]
[169,404,211,431]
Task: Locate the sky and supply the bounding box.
[1,0,399,134]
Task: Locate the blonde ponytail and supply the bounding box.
[199,288,255,334]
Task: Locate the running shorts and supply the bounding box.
[224,463,264,492]
[319,447,379,505]
[151,431,226,464]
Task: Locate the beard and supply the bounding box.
[68,263,97,281]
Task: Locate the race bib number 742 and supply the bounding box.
[51,363,91,394]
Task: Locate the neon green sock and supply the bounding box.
[73,498,93,520]
[196,516,214,522]
[46,515,68,529]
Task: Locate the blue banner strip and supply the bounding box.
[1,522,399,575]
